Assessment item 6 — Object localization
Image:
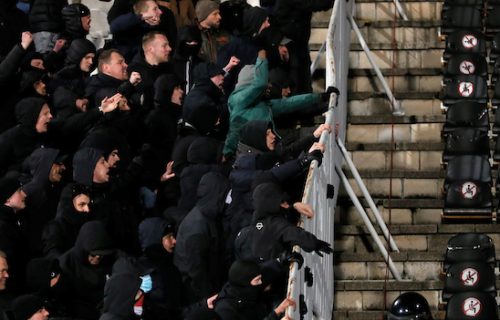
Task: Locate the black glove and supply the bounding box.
[321,86,340,102]
[315,239,333,257]
[298,150,323,168]
[278,251,304,269]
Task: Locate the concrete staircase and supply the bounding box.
[309,1,500,319]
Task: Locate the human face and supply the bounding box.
[49,163,65,183]
[49,273,60,287]
[210,74,224,91]
[201,9,221,29]
[162,234,176,253]
[143,1,162,26]
[104,52,128,81]
[73,194,90,213]
[150,34,171,64]
[258,17,270,34]
[31,59,45,70]
[282,87,291,98]
[265,128,276,151]
[88,254,102,266]
[35,104,53,133]
[28,307,49,320]
[171,86,184,105]
[5,189,27,211]
[93,157,110,184]
[34,80,47,96]
[79,53,95,72]
[0,257,8,290]
[250,274,262,286]
[107,150,120,168]
[81,15,91,32]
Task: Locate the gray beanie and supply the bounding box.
[196,0,219,22]
[235,64,256,90]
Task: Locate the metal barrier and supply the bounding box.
[286,0,352,318]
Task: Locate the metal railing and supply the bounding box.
[285,0,351,317]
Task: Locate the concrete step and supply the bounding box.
[346,122,443,144]
[311,0,443,25]
[346,148,442,171]
[311,22,442,48]
[348,96,443,116]
[310,48,442,70]
[335,223,500,254]
[348,68,443,92]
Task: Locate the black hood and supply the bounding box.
[18,69,47,97]
[25,257,61,294]
[252,182,286,221]
[73,220,114,263]
[61,3,90,39]
[138,217,175,252]
[0,176,21,203]
[102,273,141,317]
[80,129,120,159]
[242,6,268,38]
[239,120,273,152]
[196,172,229,219]
[175,25,202,59]
[193,62,224,84]
[56,183,94,226]
[22,148,59,184]
[72,147,104,187]
[20,51,45,72]
[15,97,46,128]
[154,73,185,108]
[65,38,96,66]
[182,99,220,135]
[187,137,222,164]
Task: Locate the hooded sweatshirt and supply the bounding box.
[72,147,104,187]
[0,97,49,176]
[250,183,318,261]
[58,220,115,319]
[100,273,142,320]
[174,172,229,303]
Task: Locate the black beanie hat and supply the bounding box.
[65,38,96,66]
[62,3,90,18]
[11,294,45,320]
[228,260,261,287]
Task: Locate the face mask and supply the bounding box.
[140,274,153,293]
[134,294,144,316]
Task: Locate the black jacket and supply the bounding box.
[250,183,318,261]
[58,220,115,319]
[100,273,141,320]
[174,172,229,304]
[28,0,67,33]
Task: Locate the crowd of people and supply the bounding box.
[0,0,336,319]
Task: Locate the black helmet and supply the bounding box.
[387,292,433,320]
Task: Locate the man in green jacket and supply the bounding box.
[223,49,337,157]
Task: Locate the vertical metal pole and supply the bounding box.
[337,138,400,253]
[336,166,403,281]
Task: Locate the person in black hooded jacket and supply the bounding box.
[172,25,202,90]
[174,172,229,305]
[249,182,332,262]
[0,97,53,177]
[58,220,116,319]
[61,3,91,42]
[99,272,142,320]
[41,183,93,258]
[18,147,66,257]
[138,217,183,319]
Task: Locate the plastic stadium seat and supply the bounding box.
[490,81,500,108]
[490,59,500,84]
[442,75,488,105]
[444,233,496,270]
[444,155,491,190]
[441,6,484,35]
[443,261,496,301]
[491,32,500,63]
[445,291,499,320]
[442,128,490,162]
[485,5,500,35]
[443,181,492,220]
[444,30,486,60]
[443,54,488,79]
[442,102,489,135]
[492,136,500,160]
